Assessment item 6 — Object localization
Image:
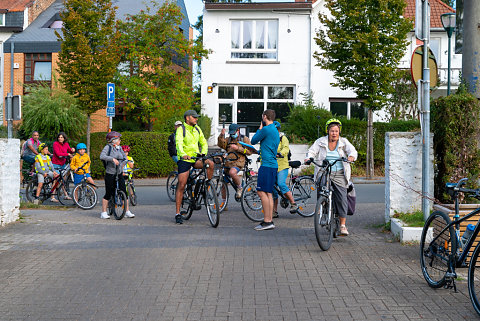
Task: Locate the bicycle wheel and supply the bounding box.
[166,171,178,202]
[109,190,127,220]
[25,180,38,203]
[314,196,334,251]
[128,181,137,206]
[57,181,75,206]
[73,184,98,210]
[180,187,194,220]
[241,180,264,222]
[420,211,456,288]
[292,177,316,217]
[213,177,229,213]
[469,242,480,315]
[204,180,220,228]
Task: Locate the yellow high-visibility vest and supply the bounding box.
[35,154,51,173]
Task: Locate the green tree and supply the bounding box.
[21,82,86,141]
[386,69,418,121]
[315,0,412,178]
[116,1,208,131]
[440,0,455,7]
[56,0,120,152]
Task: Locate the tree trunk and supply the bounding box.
[86,115,91,156]
[366,108,374,178]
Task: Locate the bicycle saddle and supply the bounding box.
[289,161,301,168]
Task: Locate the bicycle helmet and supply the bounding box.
[122,145,130,152]
[325,118,342,134]
[76,143,87,150]
[273,121,281,129]
[106,131,121,142]
[38,143,48,152]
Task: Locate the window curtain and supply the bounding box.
[231,21,240,49]
[256,21,265,49]
[33,62,52,81]
[243,21,252,49]
[267,20,278,49]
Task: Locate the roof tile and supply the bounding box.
[404,0,455,28]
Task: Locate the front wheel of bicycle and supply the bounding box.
[241,180,264,222]
[292,176,316,217]
[109,190,127,220]
[25,180,38,203]
[205,180,220,228]
[128,182,137,206]
[180,187,194,220]
[73,183,98,210]
[469,242,480,315]
[314,196,334,251]
[57,181,75,206]
[420,211,456,288]
[166,171,178,202]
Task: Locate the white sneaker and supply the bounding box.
[125,211,135,218]
[100,212,110,219]
[235,187,243,199]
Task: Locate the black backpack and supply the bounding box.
[102,145,112,169]
[281,135,292,160]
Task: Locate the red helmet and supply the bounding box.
[122,145,130,152]
[106,131,121,142]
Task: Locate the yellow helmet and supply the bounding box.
[38,143,48,152]
[325,118,342,134]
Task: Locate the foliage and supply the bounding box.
[56,0,121,150]
[116,1,209,130]
[112,118,143,132]
[386,69,419,121]
[20,82,86,141]
[88,132,176,178]
[431,91,480,202]
[440,0,455,7]
[315,0,412,111]
[197,114,213,141]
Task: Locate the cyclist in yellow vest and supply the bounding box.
[34,143,59,204]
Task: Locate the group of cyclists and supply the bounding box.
[172,109,358,233]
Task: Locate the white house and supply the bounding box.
[201,0,460,143]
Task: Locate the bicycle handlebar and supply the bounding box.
[305,157,350,168]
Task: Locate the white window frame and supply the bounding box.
[230,19,279,61]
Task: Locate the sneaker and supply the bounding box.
[289,203,299,214]
[125,211,135,218]
[100,212,110,219]
[33,198,39,205]
[273,211,279,218]
[339,225,349,236]
[175,214,183,224]
[254,221,275,231]
[50,197,59,203]
[235,187,243,199]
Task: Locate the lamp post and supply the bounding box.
[441,12,456,96]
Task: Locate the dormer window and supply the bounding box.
[49,20,63,29]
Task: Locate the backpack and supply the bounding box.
[281,135,292,160]
[102,145,112,169]
[167,132,177,157]
[21,138,34,157]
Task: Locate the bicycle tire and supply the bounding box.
[25,180,37,203]
[214,177,229,213]
[73,183,98,210]
[420,211,456,288]
[292,176,316,217]
[469,242,480,315]
[166,171,178,202]
[241,179,264,222]
[56,181,75,206]
[204,180,220,228]
[110,190,127,220]
[180,186,194,220]
[314,196,334,251]
[128,181,137,206]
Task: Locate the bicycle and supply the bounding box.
[240,160,317,222]
[307,157,352,251]
[25,165,74,206]
[107,164,128,220]
[212,151,257,213]
[179,153,222,227]
[72,161,98,210]
[420,178,480,315]
[166,168,200,203]
[125,168,139,206]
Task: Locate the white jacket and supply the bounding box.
[306,136,358,182]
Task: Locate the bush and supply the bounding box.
[88,132,176,178]
[197,114,212,141]
[432,90,480,202]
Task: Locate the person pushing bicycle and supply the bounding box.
[217,123,253,200]
[305,119,357,236]
[174,110,212,224]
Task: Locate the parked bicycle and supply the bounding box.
[125,168,139,206]
[420,178,480,315]
[107,164,128,220]
[179,153,222,227]
[212,151,257,213]
[240,159,316,222]
[306,157,352,251]
[72,161,98,210]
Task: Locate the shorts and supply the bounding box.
[256,166,277,194]
[37,171,54,184]
[22,154,35,165]
[177,160,195,174]
[53,163,66,174]
[74,173,91,185]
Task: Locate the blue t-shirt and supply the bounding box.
[325,142,344,172]
[251,123,280,168]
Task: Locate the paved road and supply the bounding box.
[1,184,477,320]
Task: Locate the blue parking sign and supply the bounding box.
[107,83,115,102]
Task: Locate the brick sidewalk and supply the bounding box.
[0,200,475,320]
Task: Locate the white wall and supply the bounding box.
[385,132,433,223]
[0,139,20,226]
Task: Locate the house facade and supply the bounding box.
[201,0,460,143]
[2,0,193,132]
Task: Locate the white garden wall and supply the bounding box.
[0,139,20,226]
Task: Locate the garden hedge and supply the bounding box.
[88,132,176,178]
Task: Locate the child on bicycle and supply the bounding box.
[34,143,59,204]
[70,143,95,186]
[122,145,134,179]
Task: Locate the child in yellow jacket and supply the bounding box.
[71,143,95,186]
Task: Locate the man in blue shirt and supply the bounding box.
[250,109,280,230]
